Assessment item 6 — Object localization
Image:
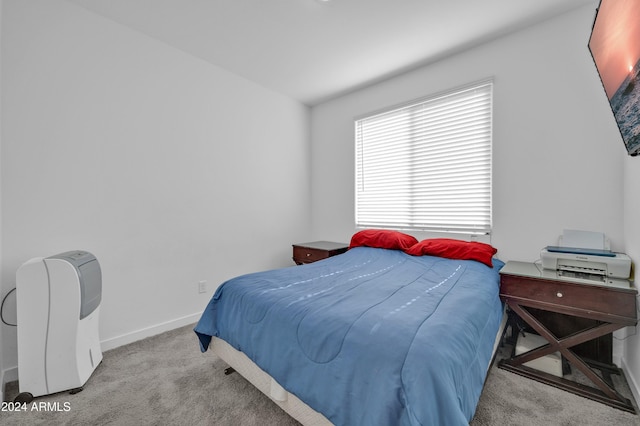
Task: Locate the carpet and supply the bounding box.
[4,324,639,425]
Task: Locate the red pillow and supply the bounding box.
[404,238,497,267]
[349,229,418,251]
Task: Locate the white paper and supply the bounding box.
[561,229,605,250]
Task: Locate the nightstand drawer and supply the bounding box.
[500,275,637,322]
[293,246,328,263]
[292,241,349,265]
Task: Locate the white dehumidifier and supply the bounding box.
[16,250,103,399]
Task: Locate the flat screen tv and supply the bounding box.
[588,0,640,156]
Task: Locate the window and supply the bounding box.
[355,80,493,234]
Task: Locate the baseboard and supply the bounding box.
[621,356,640,408]
[100,312,202,351]
[1,312,202,401]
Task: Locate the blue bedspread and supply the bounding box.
[195,247,504,426]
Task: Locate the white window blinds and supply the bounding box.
[355,80,493,234]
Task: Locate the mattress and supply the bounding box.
[195,247,505,425]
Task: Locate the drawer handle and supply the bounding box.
[556,292,563,298]
[306,253,312,257]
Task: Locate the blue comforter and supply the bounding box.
[195,247,504,426]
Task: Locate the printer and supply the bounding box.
[540,230,632,287]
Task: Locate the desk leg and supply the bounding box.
[500,302,635,413]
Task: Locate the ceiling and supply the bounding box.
[67,0,597,106]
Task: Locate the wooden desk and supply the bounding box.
[498,261,637,413]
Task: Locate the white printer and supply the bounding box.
[540,230,632,287]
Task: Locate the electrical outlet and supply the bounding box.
[198,280,207,294]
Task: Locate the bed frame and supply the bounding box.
[211,336,332,425]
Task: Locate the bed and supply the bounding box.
[195,231,505,426]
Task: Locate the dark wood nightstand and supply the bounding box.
[292,241,348,265]
[498,261,637,412]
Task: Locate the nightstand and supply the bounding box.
[498,261,637,412]
[292,241,348,265]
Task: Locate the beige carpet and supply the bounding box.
[4,324,640,425]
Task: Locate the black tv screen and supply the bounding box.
[588,0,640,156]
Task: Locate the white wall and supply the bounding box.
[1,0,310,381]
[623,155,640,403]
[310,0,640,393]
[310,2,621,261]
